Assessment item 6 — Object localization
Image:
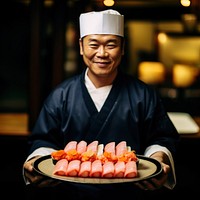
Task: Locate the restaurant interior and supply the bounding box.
[0,0,200,198]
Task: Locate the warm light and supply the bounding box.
[180,0,191,7]
[138,61,166,84]
[158,33,167,44]
[103,0,115,7]
[173,64,199,87]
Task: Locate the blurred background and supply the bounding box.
[0,0,200,199]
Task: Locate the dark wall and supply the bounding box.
[0,1,30,112]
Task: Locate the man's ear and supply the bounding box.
[79,38,83,55]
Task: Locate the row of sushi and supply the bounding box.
[51,140,138,178]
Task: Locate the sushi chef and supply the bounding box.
[23,9,179,200]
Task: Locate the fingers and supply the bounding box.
[24,156,62,188]
[32,177,61,188]
[23,156,40,171]
[24,161,34,172]
[134,180,159,191]
[134,171,168,191]
[25,167,61,188]
[135,155,171,191]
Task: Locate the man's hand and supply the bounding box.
[23,156,61,188]
[134,151,171,191]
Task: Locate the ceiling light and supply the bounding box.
[180,0,191,7]
[103,0,115,7]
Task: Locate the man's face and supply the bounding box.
[79,34,124,79]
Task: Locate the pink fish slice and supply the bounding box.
[66,159,81,177]
[114,161,125,177]
[53,159,68,176]
[115,141,127,157]
[124,160,137,178]
[77,140,87,154]
[102,161,115,178]
[104,141,116,155]
[64,141,77,152]
[86,140,98,152]
[78,161,92,177]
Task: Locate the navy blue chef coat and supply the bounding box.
[26,69,179,199]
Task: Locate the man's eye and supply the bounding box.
[89,44,98,48]
[107,44,117,49]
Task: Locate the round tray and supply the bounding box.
[33,155,162,184]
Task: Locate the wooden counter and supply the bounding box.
[0,113,200,138]
[0,113,30,136]
[180,117,200,139]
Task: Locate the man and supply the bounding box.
[23,9,179,199]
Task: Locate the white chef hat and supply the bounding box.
[79,9,124,38]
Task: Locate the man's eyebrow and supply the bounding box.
[88,38,119,43]
[88,38,98,42]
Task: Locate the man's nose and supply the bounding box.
[97,46,108,57]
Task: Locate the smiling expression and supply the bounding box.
[79,34,124,87]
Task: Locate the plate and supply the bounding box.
[33,155,162,184]
[168,112,200,134]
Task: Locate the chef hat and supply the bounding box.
[79,9,124,38]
